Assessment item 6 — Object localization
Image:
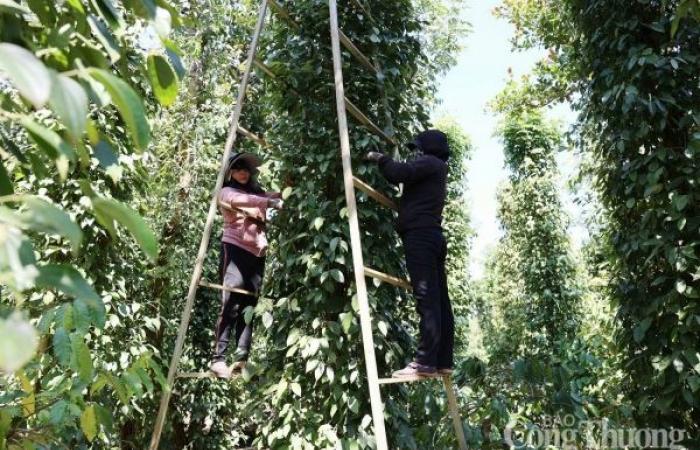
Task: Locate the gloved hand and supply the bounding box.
[267,198,283,210]
[364,151,385,163]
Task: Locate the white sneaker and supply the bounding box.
[210,361,232,378]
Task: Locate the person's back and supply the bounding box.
[366,129,455,378]
[389,153,448,234]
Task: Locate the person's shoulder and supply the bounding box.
[417,154,447,168]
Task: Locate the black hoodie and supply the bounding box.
[378,130,450,234]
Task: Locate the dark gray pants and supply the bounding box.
[401,228,454,368]
[212,242,265,363]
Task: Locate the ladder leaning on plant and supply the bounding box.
[148,1,469,449]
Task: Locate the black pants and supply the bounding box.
[401,228,454,368]
[212,242,265,363]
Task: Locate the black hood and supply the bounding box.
[408,129,450,161]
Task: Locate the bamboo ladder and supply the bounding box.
[149,1,468,448]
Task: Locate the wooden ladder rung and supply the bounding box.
[344,97,396,145]
[266,0,300,29]
[238,126,269,147]
[199,280,257,297]
[349,0,370,16]
[339,30,378,74]
[377,374,444,385]
[364,267,411,290]
[253,58,278,80]
[176,371,241,380]
[253,59,302,97]
[353,176,397,211]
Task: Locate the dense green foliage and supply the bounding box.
[0,0,470,448]
[216,2,470,447]
[497,0,700,439]
[460,102,601,447]
[0,0,185,447]
[7,0,698,447]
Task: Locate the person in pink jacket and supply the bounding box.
[210,152,282,378]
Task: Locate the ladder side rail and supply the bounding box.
[328,1,389,449]
[148,1,269,447]
[443,375,469,450]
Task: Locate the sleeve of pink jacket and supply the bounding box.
[219,187,269,208]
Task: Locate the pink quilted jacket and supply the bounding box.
[219,187,280,257]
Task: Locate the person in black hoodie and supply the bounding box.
[365,129,453,378]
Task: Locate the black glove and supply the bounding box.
[364,151,384,163]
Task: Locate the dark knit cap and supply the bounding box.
[407,129,450,161]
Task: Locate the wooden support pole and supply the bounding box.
[443,375,469,450]
[329,1,388,448]
[353,176,397,211]
[148,1,269,448]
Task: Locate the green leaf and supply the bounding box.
[676,279,687,294]
[0,43,51,108]
[0,196,82,253]
[243,305,254,325]
[87,15,121,63]
[53,328,71,366]
[633,318,653,343]
[313,217,325,230]
[48,400,70,425]
[73,297,91,333]
[0,313,38,373]
[672,195,689,211]
[165,45,185,79]
[0,159,14,196]
[90,0,123,31]
[36,264,100,303]
[94,404,113,432]
[49,72,89,140]
[282,186,293,200]
[146,54,178,106]
[92,197,158,261]
[262,312,273,329]
[65,0,85,14]
[93,140,118,169]
[71,334,93,383]
[123,0,155,18]
[80,404,98,442]
[0,0,30,15]
[0,225,38,291]
[87,68,151,151]
[290,382,301,396]
[19,118,76,180]
[339,312,353,333]
[330,269,344,283]
[153,6,171,38]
